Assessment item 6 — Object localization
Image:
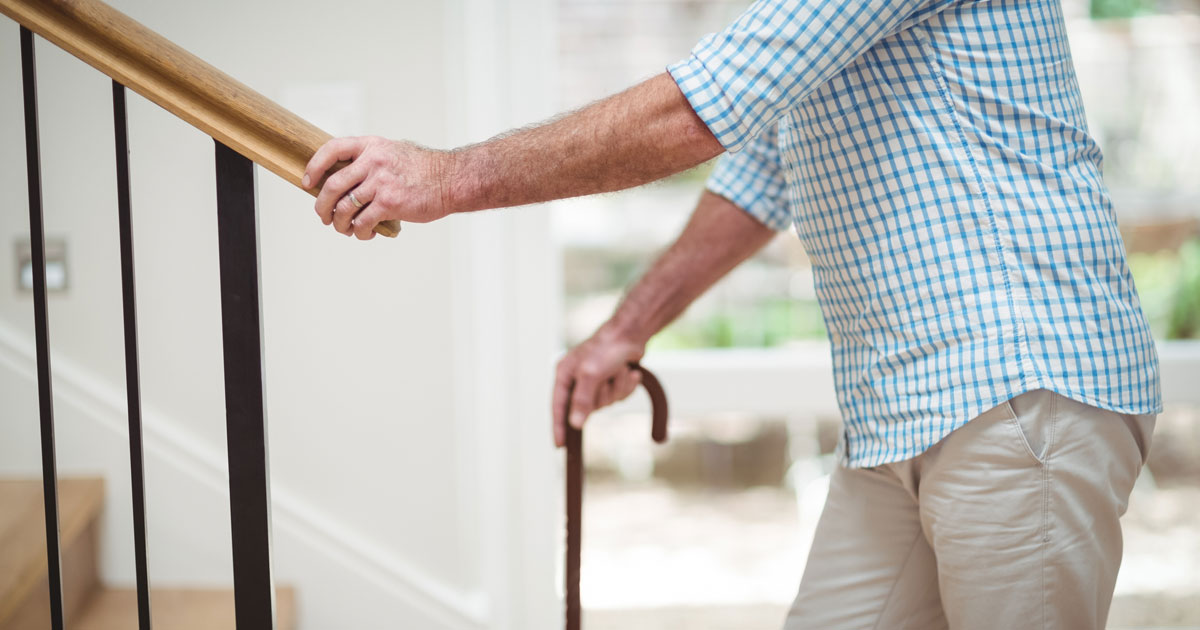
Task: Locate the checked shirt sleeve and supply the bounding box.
[706,123,792,232]
[669,0,958,152]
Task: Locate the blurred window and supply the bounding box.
[555,0,821,350]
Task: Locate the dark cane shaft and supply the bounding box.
[565,363,669,630]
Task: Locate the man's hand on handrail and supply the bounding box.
[303,136,454,240]
[303,73,722,239]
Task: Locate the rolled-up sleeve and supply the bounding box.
[668,0,955,152]
[706,123,792,232]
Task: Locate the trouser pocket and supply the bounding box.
[1001,389,1059,466]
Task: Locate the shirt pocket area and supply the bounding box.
[792,72,862,139]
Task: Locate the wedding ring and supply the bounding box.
[348,191,364,209]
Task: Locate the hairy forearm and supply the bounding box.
[447,73,723,212]
[603,191,778,346]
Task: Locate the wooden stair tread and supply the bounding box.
[0,478,104,623]
[74,587,296,630]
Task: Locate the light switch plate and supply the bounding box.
[16,238,68,292]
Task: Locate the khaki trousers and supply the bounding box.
[785,389,1155,630]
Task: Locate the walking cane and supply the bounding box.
[564,362,669,630]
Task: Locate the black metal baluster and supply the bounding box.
[20,25,65,630]
[113,80,153,630]
[214,141,276,630]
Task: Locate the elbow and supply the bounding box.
[658,72,724,163]
[674,106,723,166]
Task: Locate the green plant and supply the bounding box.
[1168,239,1200,338]
[1090,0,1155,19]
[1128,238,1200,339]
[648,298,827,350]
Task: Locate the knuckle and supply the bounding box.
[327,171,351,191]
[579,361,607,380]
[378,190,402,209]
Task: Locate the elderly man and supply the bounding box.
[305,0,1160,627]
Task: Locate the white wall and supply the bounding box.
[0,1,559,628]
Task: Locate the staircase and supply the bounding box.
[0,478,295,630]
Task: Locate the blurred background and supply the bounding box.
[0,0,1195,629]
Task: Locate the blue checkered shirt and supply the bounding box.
[668,0,1162,467]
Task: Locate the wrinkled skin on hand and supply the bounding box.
[304,136,455,239]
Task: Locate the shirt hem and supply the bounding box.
[837,382,1163,469]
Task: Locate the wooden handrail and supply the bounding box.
[0,0,400,238]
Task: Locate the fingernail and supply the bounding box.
[302,174,311,188]
[570,411,584,428]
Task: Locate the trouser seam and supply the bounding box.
[1039,393,1059,629]
[870,529,928,630]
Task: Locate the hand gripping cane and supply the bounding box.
[564,363,669,630]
